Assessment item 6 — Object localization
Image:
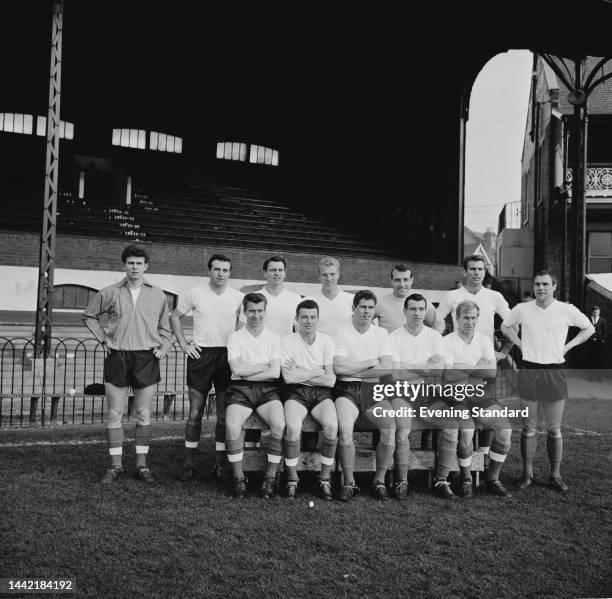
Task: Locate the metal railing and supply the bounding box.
[567,167,612,198]
[498,201,522,233]
[0,336,518,428]
[0,337,189,427]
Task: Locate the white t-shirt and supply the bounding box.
[334,322,389,381]
[384,326,445,366]
[259,287,302,336]
[439,286,510,340]
[503,300,591,364]
[280,332,335,386]
[375,293,445,334]
[227,327,281,380]
[129,286,142,306]
[304,289,354,339]
[444,331,496,386]
[444,331,496,366]
[177,284,244,347]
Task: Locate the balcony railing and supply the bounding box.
[498,201,522,233]
[567,167,612,198]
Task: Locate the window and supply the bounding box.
[249,144,279,166]
[216,141,247,162]
[150,131,183,154]
[112,128,146,149]
[36,116,74,139]
[53,285,98,310]
[163,291,178,311]
[588,232,612,273]
[0,113,34,135]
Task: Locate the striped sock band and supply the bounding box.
[487,439,510,482]
[225,436,244,479]
[375,441,394,483]
[521,432,537,476]
[395,436,410,477]
[436,435,457,479]
[338,441,355,486]
[107,427,124,469]
[184,423,201,465]
[546,434,563,477]
[284,438,300,480]
[135,424,151,468]
[320,435,337,480]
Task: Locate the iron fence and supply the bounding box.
[0,337,518,428]
[0,337,191,427]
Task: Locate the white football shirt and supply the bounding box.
[227,327,281,380]
[177,284,244,347]
[259,287,302,336]
[503,300,591,364]
[334,322,389,381]
[304,289,354,339]
[438,286,510,340]
[280,331,335,386]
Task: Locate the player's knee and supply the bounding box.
[321,422,338,439]
[269,421,285,439]
[497,428,512,446]
[547,427,562,438]
[395,427,409,442]
[379,428,395,444]
[522,428,536,437]
[225,420,242,441]
[441,429,458,443]
[284,424,301,441]
[187,403,205,422]
[338,423,354,444]
[107,407,124,426]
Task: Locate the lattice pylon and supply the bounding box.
[35,0,63,358]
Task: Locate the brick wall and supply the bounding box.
[0,231,464,289]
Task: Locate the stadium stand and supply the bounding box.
[1,170,399,257]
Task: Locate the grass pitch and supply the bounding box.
[1,399,612,599]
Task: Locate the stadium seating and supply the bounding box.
[1,172,400,257]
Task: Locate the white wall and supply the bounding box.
[0,265,449,311]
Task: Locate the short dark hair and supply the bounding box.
[592,305,601,311]
[296,299,319,316]
[404,293,427,310]
[263,255,287,271]
[207,253,232,271]
[353,289,377,307]
[242,292,267,311]
[390,264,412,278]
[534,270,557,285]
[462,254,486,270]
[121,244,149,264]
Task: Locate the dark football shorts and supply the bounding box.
[518,361,568,403]
[225,380,282,410]
[332,380,377,412]
[187,347,232,394]
[282,384,333,411]
[104,349,160,389]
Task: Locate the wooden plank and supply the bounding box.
[243,450,322,472]
[243,413,321,432]
[241,447,485,473]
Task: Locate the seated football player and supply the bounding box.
[333,290,392,502]
[281,300,337,500]
[224,293,286,499]
[380,293,446,500]
[442,300,512,498]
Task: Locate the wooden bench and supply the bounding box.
[241,413,485,488]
